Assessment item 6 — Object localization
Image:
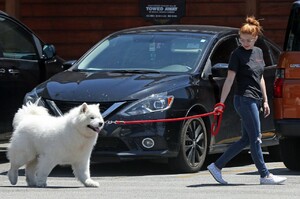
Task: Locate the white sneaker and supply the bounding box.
[207,163,228,184]
[260,173,287,185]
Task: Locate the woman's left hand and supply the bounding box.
[263,101,270,118]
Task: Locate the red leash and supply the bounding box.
[106,104,224,136]
[211,102,225,136]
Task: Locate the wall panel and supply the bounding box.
[2,0,292,59]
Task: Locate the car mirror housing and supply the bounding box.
[211,63,228,77]
[62,60,77,70]
[42,44,56,59]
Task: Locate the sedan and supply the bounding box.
[24,25,281,172]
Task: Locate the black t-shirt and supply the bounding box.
[228,46,265,100]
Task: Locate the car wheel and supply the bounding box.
[168,116,208,173]
[267,145,281,162]
[280,137,300,171]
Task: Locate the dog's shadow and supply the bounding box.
[0,159,177,178]
[90,160,176,177]
[2,153,300,179]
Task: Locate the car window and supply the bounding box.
[78,33,212,73]
[284,4,300,51]
[265,40,281,65]
[0,16,38,60]
[255,38,272,67]
[211,36,239,66]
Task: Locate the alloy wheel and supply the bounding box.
[183,117,208,168]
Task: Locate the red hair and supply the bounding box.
[239,16,263,37]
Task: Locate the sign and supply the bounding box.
[140,0,186,25]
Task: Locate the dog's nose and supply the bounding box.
[99,122,104,127]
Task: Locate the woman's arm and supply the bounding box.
[214,70,236,112]
[220,70,236,103]
[260,76,270,118]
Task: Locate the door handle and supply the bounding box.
[8,68,20,75]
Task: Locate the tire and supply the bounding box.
[267,145,282,162]
[280,137,300,171]
[168,116,208,173]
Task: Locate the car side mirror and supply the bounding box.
[212,63,228,77]
[42,44,56,59]
[62,60,76,70]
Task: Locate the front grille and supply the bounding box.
[95,137,129,152]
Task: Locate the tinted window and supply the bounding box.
[77,33,212,73]
[284,4,300,51]
[266,40,281,65]
[255,38,272,66]
[0,17,38,60]
[211,36,238,66]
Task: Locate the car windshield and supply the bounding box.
[76,33,212,73]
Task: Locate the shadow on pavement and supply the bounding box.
[0,151,299,178]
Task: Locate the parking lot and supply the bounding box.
[0,152,299,199]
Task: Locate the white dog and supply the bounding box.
[7,102,104,187]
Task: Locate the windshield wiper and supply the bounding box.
[109,69,160,74]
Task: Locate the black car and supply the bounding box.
[0,11,64,142]
[24,25,281,172]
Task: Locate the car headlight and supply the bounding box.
[23,88,45,106]
[120,92,174,116]
[24,88,39,104]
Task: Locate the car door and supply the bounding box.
[255,38,281,134]
[208,35,241,145]
[208,35,280,147]
[0,14,42,138]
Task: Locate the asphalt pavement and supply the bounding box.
[0,152,299,199]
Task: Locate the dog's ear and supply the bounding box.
[81,103,88,113]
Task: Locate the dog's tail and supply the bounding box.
[12,101,49,129]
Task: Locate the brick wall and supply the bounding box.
[0,0,4,10]
[1,0,295,60]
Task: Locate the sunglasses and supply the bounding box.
[238,38,256,43]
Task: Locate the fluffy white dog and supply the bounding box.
[7,102,104,188]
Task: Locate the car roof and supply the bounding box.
[293,1,300,7]
[113,25,239,38]
[0,11,8,16]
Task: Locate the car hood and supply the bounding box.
[38,71,191,102]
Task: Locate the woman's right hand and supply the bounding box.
[214,102,225,115]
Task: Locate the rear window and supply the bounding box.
[284,3,300,51]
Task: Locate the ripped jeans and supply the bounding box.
[215,95,270,178]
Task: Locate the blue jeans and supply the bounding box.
[215,95,270,178]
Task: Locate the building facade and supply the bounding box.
[0,0,294,60]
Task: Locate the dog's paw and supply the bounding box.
[36,182,47,188]
[8,169,18,185]
[36,179,47,188]
[26,178,37,187]
[84,179,100,187]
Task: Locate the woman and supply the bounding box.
[207,16,287,185]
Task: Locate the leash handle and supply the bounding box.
[214,102,225,109]
[211,111,223,136]
[211,102,225,136]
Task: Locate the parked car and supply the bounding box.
[273,1,300,170]
[0,11,64,142]
[24,25,281,172]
